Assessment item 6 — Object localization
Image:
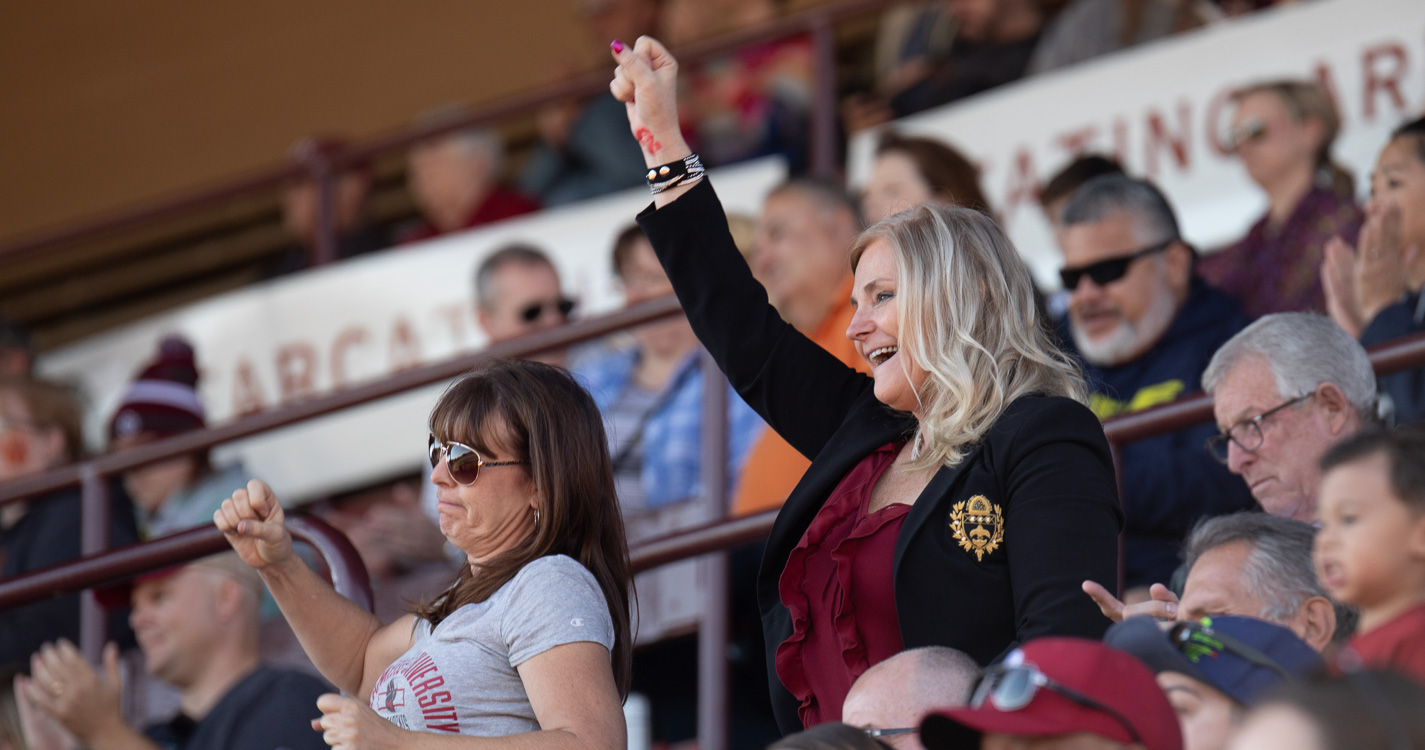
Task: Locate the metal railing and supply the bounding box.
[0,0,896,272]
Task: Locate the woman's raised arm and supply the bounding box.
[214,479,414,697]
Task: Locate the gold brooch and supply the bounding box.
[949,495,1004,561]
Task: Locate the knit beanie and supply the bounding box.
[109,336,206,440]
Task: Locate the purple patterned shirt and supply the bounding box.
[1199,185,1362,319]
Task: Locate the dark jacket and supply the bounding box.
[639,180,1121,733]
[1362,292,1425,426]
[0,484,139,668]
[1058,278,1256,589]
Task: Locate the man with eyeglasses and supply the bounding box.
[1055,174,1253,592]
[919,637,1183,750]
[473,243,577,366]
[842,646,983,750]
[1105,615,1322,750]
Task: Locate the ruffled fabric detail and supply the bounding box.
[775,442,909,727]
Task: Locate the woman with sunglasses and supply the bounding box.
[215,360,632,749]
[1198,79,1362,319]
[611,38,1121,734]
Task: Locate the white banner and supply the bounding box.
[39,158,787,502]
[848,0,1425,289]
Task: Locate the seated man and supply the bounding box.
[1201,313,1376,521]
[919,638,1182,750]
[1057,174,1254,589]
[474,243,576,364]
[24,554,329,750]
[1106,615,1322,750]
[841,646,983,750]
[398,117,538,244]
[1085,511,1356,653]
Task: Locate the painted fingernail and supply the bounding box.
[611,40,625,53]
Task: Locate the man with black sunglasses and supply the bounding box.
[473,243,577,366]
[1055,175,1254,593]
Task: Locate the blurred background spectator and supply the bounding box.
[398,115,538,244]
[472,243,576,364]
[1199,80,1362,318]
[0,321,33,380]
[1029,0,1213,75]
[860,130,990,224]
[264,137,389,278]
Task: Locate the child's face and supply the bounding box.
[1315,454,1425,614]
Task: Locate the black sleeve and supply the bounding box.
[637,179,873,460]
[1002,399,1122,643]
[1362,295,1425,425]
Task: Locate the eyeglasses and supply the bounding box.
[519,298,576,324]
[1058,239,1175,291]
[970,663,1144,746]
[427,435,528,485]
[861,727,916,739]
[1168,618,1290,680]
[1205,392,1313,463]
[1229,117,1268,150]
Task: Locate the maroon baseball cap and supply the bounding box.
[920,637,1183,750]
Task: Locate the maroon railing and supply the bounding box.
[0,0,895,271]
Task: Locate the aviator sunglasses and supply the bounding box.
[427,435,528,485]
[1058,239,1175,291]
[520,297,576,324]
[970,662,1144,746]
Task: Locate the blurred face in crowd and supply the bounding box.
[111,433,199,515]
[1370,136,1425,273]
[1231,90,1324,191]
[753,189,858,326]
[863,151,935,225]
[430,423,538,565]
[1060,211,1188,367]
[1158,672,1237,750]
[617,236,694,357]
[1226,705,1324,750]
[478,260,571,344]
[578,0,658,47]
[131,566,237,687]
[1315,454,1425,627]
[408,136,494,233]
[281,171,371,245]
[945,0,1038,43]
[848,239,927,416]
[1211,356,1345,521]
[0,389,65,483]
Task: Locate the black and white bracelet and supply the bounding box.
[646,153,706,194]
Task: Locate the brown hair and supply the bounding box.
[1319,425,1425,512]
[0,376,86,464]
[1237,80,1354,197]
[770,722,893,750]
[414,359,633,696]
[610,224,648,278]
[875,131,991,215]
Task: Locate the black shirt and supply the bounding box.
[144,667,330,750]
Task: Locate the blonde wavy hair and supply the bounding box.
[850,203,1088,471]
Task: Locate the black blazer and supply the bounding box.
[639,180,1122,733]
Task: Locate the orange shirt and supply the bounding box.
[732,278,870,517]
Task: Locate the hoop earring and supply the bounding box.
[533,507,541,527]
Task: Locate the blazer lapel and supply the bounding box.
[892,442,986,575]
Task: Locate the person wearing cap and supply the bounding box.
[22,554,329,750]
[919,637,1183,750]
[109,336,250,539]
[1105,615,1323,750]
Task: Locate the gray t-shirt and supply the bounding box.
[368,555,615,736]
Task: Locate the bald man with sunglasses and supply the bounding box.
[1054,175,1255,593]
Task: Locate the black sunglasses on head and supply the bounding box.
[1059,239,1175,291]
[520,298,576,324]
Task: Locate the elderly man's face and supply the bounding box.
[1211,357,1334,521]
[753,190,854,318]
[478,261,570,345]
[1060,212,1181,368]
[1178,542,1276,625]
[408,138,493,233]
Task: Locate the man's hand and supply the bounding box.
[25,641,126,743]
[1081,580,1179,622]
[1355,201,1410,326]
[314,694,404,749]
[1322,235,1366,338]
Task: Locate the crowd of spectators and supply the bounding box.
[4,2,1425,749]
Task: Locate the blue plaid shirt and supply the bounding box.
[573,346,765,509]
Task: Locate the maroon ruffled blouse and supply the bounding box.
[774,442,909,728]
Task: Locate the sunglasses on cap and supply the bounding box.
[1167,618,1291,679]
[1058,239,1175,291]
[427,435,528,486]
[520,298,576,324]
[970,662,1144,746]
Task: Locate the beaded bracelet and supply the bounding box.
[646,153,706,194]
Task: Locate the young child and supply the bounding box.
[1315,427,1425,681]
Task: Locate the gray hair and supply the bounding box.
[474,243,555,310]
[770,176,866,230]
[415,104,505,173]
[1184,512,1357,643]
[1060,174,1181,245]
[1202,313,1377,421]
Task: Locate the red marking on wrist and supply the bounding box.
[634,128,662,156]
